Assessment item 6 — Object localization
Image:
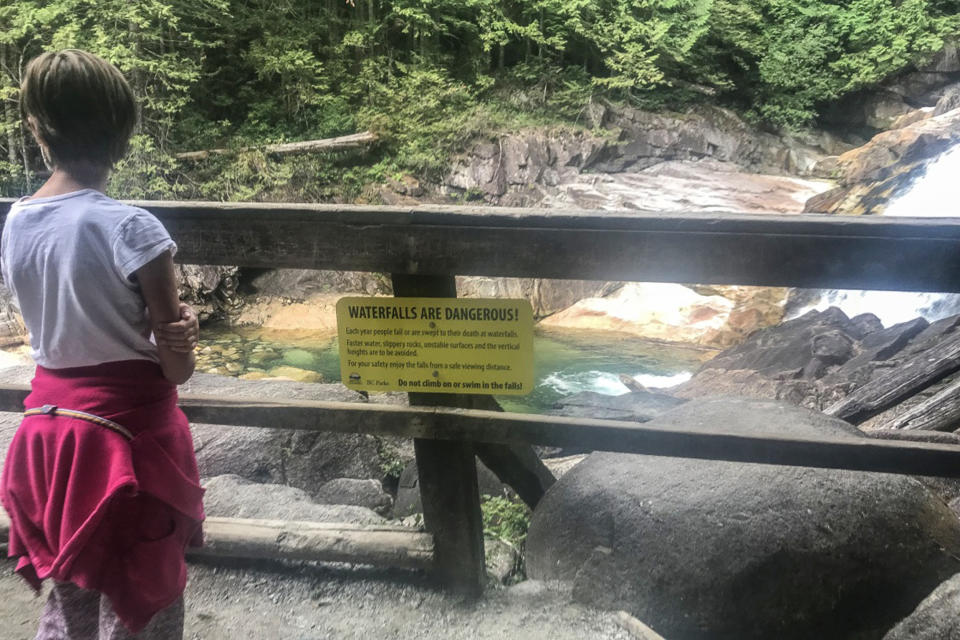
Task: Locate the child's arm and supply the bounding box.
[156,303,199,353]
[135,251,196,384]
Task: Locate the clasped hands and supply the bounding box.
[155,302,200,353]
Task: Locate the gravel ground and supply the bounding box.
[0,558,628,639]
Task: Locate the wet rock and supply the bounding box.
[891,108,935,130]
[805,108,960,215]
[526,398,960,640]
[884,573,960,640]
[550,390,686,422]
[265,366,323,383]
[315,478,393,516]
[203,474,385,525]
[281,348,317,369]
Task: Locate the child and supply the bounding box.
[0,50,205,639]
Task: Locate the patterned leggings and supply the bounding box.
[35,582,183,640]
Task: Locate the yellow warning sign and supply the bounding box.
[336,297,533,395]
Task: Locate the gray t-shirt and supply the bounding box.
[1,189,176,368]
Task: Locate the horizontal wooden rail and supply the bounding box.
[4,199,960,291]
[2,386,960,478]
[0,511,433,570]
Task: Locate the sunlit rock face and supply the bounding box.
[538,283,788,349]
[805,107,960,216]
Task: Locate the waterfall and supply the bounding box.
[794,142,960,326]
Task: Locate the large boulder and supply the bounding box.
[314,478,393,516]
[525,398,960,639]
[182,374,394,493]
[884,573,960,640]
[203,474,385,525]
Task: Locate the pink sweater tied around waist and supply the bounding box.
[1,359,205,633]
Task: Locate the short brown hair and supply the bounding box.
[20,49,137,171]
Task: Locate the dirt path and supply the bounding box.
[0,558,628,639]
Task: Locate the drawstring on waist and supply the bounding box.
[23,404,134,440]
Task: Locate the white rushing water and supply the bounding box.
[542,370,693,396]
[796,142,960,326]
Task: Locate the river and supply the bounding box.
[197,325,707,413]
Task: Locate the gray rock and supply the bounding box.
[934,84,960,117]
[177,264,240,322]
[185,375,386,492]
[485,538,521,584]
[884,573,960,640]
[202,474,384,525]
[862,91,915,129]
[550,390,686,422]
[0,281,25,347]
[245,269,390,300]
[393,458,514,518]
[315,478,393,516]
[526,397,960,640]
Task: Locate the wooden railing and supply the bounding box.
[4,198,960,592]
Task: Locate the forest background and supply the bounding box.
[1,0,959,203]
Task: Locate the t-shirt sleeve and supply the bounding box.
[112,210,178,280]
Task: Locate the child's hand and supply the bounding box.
[155,303,199,353]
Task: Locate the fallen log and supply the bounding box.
[175,131,377,161]
[0,511,434,570]
[889,376,960,431]
[192,517,433,569]
[825,331,960,425]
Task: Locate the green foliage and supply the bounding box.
[1,0,958,197]
[375,438,407,483]
[481,494,531,549]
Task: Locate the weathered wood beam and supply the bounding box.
[826,331,960,424]
[3,200,960,290]
[3,387,960,477]
[189,517,433,569]
[392,273,486,597]
[0,511,433,570]
[890,376,960,431]
[174,132,377,161]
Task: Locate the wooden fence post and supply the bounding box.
[391,274,485,596]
